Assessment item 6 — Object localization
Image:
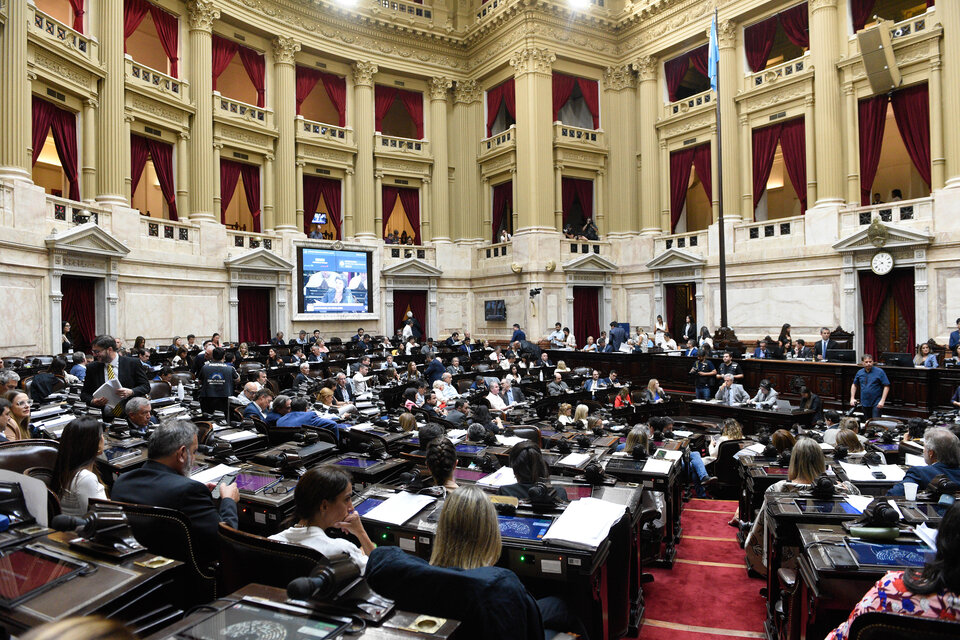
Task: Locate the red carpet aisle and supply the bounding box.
[628,498,767,639]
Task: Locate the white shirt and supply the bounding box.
[565,334,577,349]
[60,468,107,517]
[270,525,368,572]
[235,392,252,406]
[486,392,507,412]
[402,324,413,340]
[405,342,417,356]
[352,372,369,394]
[547,330,565,346]
[441,383,459,402]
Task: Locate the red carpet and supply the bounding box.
[626,498,766,639]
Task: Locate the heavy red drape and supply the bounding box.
[688,45,709,77]
[239,47,266,107]
[147,137,178,221]
[501,79,516,120]
[31,98,55,165]
[665,54,691,103]
[219,160,242,224]
[890,270,915,354]
[745,15,779,73]
[150,5,179,77]
[779,117,808,213]
[295,66,322,115]
[302,176,324,234]
[318,178,341,238]
[211,35,239,91]
[561,178,578,227]
[491,181,512,242]
[397,188,421,244]
[130,135,150,200]
[664,285,677,338]
[32,98,80,201]
[859,271,889,358]
[669,147,697,233]
[578,79,600,129]
[382,186,399,238]
[68,0,85,33]
[692,144,712,210]
[60,276,96,350]
[321,73,347,127]
[393,290,427,339]
[573,287,600,350]
[237,288,270,344]
[891,84,931,187]
[486,79,516,136]
[858,95,888,205]
[374,86,397,132]
[123,0,150,53]
[552,74,577,122]
[752,123,783,213]
[304,177,341,237]
[779,3,810,49]
[397,90,424,140]
[851,0,876,32]
[239,163,261,232]
[573,179,593,220]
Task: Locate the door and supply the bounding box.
[665,282,696,341]
[393,290,427,340]
[237,287,271,344]
[60,275,97,353]
[573,286,600,349]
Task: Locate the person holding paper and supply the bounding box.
[498,441,568,502]
[80,334,150,419]
[270,466,374,572]
[887,428,960,496]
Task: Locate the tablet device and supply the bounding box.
[175,601,351,640]
[497,515,552,541]
[0,546,88,608]
[354,498,383,516]
[336,457,380,469]
[453,468,488,482]
[235,471,281,494]
[103,446,140,462]
[847,541,934,568]
[794,499,862,515]
[455,444,485,454]
[562,485,594,500]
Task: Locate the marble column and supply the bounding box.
[929,54,945,190]
[809,0,844,205]
[96,0,128,204]
[186,1,220,221]
[602,65,637,236]
[451,80,482,241]
[421,176,432,241]
[596,169,606,235]
[352,61,378,240]
[843,82,859,205]
[176,132,189,219]
[658,139,670,231]
[374,171,383,236]
[82,98,98,202]
[634,56,660,234]
[263,153,275,230]
[804,95,817,207]
[739,114,752,214]
[717,20,741,221]
[429,77,452,243]
[294,160,304,232]
[481,175,491,237]
[0,0,30,180]
[123,115,134,201]
[273,36,301,232]
[509,47,557,232]
[344,168,355,239]
[510,168,519,235]
[942,0,960,187]
[553,164,563,232]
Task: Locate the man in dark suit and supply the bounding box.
[351,328,365,343]
[243,388,274,421]
[460,331,476,358]
[499,379,525,406]
[191,341,214,377]
[111,419,239,562]
[888,428,960,496]
[813,327,838,362]
[425,356,445,385]
[269,331,285,346]
[608,321,628,352]
[265,395,291,426]
[798,386,823,422]
[752,340,770,359]
[949,318,960,357]
[446,356,465,376]
[80,334,151,418]
[445,399,469,427]
[333,373,355,404]
[792,339,813,359]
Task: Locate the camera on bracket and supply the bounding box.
[529,288,542,298]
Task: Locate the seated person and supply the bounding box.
[270,466,374,572]
[367,486,583,640]
[825,502,960,640]
[715,374,750,405]
[499,379,525,406]
[499,441,568,502]
[753,340,770,359]
[468,404,502,435]
[417,423,444,453]
[426,438,459,492]
[485,381,508,413]
[583,369,606,392]
[30,357,67,403]
[422,391,446,417]
[614,386,633,408]
[445,399,468,427]
[643,378,666,403]
[265,394,291,426]
[835,428,865,459]
[277,397,341,443]
[582,336,597,352]
[319,387,355,417]
[398,412,417,433]
[903,417,927,443]
[797,386,823,422]
[770,429,796,454]
[556,403,574,427]
[295,363,313,386]
[709,419,744,458]
[656,415,716,496]
[125,396,158,432]
[792,339,813,359]
[888,427,960,496]
[546,372,569,396]
[402,388,420,411]
[111,419,238,561]
[915,342,939,368]
[51,416,108,516]
[750,379,779,408]
[662,332,678,352]
[824,416,866,446]
[242,389,273,421]
[617,424,650,455]
[683,340,698,357]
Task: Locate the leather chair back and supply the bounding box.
[168,372,193,386]
[216,523,326,595]
[0,439,59,474]
[715,439,749,488]
[149,381,172,399]
[847,612,960,640]
[508,426,541,447]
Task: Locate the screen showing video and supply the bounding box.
[299,247,371,314]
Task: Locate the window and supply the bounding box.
[854,0,932,32]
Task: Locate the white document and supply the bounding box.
[839,461,906,482]
[642,459,674,474]
[218,429,258,442]
[887,500,904,520]
[477,466,517,487]
[496,435,526,447]
[364,492,435,525]
[671,430,693,438]
[745,442,767,455]
[0,470,49,527]
[905,453,925,467]
[844,495,874,514]
[446,429,468,442]
[819,442,835,451]
[558,453,591,467]
[542,497,627,550]
[92,378,123,409]
[915,522,938,550]
[653,449,682,461]
[190,463,240,485]
[348,422,375,432]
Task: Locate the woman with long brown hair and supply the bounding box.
[51,416,107,516]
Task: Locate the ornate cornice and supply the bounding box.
[351,61,378,87]
[187,0,220,31]
[633,55,657,82]
[508,47,555,76]
[603,65,635,91]
[453,79,481,104]
[429,77,453,101]
[272,36,301,65]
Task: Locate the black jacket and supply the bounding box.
[80,356,151,405]
[813,339,839,359]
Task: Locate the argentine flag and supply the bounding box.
[708,9,719,91]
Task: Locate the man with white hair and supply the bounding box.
[295,363,313,386]
[888,427,960,496]
[438,373,459,402]
[235,381,259,406]
[715,374,750,405]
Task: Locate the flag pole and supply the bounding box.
[710,8,729,329]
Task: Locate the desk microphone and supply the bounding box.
[287,558,361,601]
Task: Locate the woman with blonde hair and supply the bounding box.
[3,390,30,440]
[914,342,938,368]
[642,379,665,403]
[836,428,865,457]
[619,425,650,456]
[398,412,417,432]
[555,360,570,373]
[556,403,574,426]
[572,404,589,429]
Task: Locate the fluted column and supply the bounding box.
[294,160,304,231]
[429,77,452,243]
[123,115,134,201]
[352,61,378,240]
[272,36,300,232]
[82,98,98,202]
[510,168,519,234]
[634,56,660,234]
[717,20,741,221]
[602,65,637,236]
[510,47,557,232]
[942,0,960,187]
[263,153,275,230]
[0,0,30,179]
[421,176,432,240]
[739,114,752,214]
[804,96,817,208]
[658,139,670,231]
[929,54,945,190]
[96,0,128,204]
[596,169,606,235]
[809,0,844,205]
[451,80,482,241]
[176,132,189,218]
[186,1,220,221]
[374,171,383,235]
[553,163,564,232]
[344,168,355,238]
[481,175,491,237]
[843,82,859,205]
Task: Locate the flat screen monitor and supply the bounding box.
[826,349,857,363]
[497,515,552,541]
[453,468,488,482]
[298,247,372,314]
[175,602,350,640]
[455,444,485,455]
[881,352,915,368]
[236,471,281,493]
[847,541,934,568]
[562,485,594,500]
[484,300,506,321]
[0,547,88,607]
[794,499,862,515]
[336,457,380,469]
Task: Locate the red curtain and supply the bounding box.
[752,123,782,213]
[552,74,577,122]
[211,35,239,91]
[130,134,150,199]
[219,159,242,224]
[123,0,150,53]
[302,175,323,234]
[397,90,424,139]
[60,276,96,350]
[665,54,691,103]
[321,73,347,127]
[33,98,80,201]
[779,3,810,49]
[147,137,178,221]
[745,15,779,73]
[393,290,427,339]
[664,285,677,337]
[374,86,398,132]
[572,287,600,349]
[68,0,85,33]
[890,270,915,354]
[486,79,516,137]
[779,117,808,213]
[150,5,179,77]
[891,84,931,188]
[382,186,399,238]
[577,78,600,129]
[239,163,261,232]
[693,144,712,209]
[398,188,421,244]
[32,97,56,165]
[561,177,578,228]
[858,95,888,205]
[295,66,322,115]
[859,271,889,358]
[669,147,697,232]
[573,179,593,220]
[237,288,270,344]
[688,45,709,77]
[851,0,876,32]
[317,178,341,238]
[239,47,266,107]
[491,181,512,242]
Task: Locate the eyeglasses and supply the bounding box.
[264,484,294,495]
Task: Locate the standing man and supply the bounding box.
[850,354,890,418]
[425,356,445,385]
[510,324,526,343]
[813,327,838,362]
[547,323,566,349]
[715,351,744,382]
[690,351,715,400]
[81,335,151,419]
[608,321,628,352]
[949,317,960,357]
[198,347,240,416]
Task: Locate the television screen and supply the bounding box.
[299,247,372,314]
[485,300,506,321]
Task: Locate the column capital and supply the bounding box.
[809,0,837,12]
[842,81,854,95]
[717,20,738,48]
[930,53,942,71]
[554,162,564,171]
[84,97,99,109]
[454,79,482,104]
[659,139,667,150]
[265,153,275,162]
[345,167,355,176]
[124,113,136,124]
[632,55,657,82]
[738,114,748,126]
[351,61,379,87]
[272,36,301,65]
[179,130,190,140]
[422,176,432,184]
[509,167,517,175]
[602,65,636,91]
[374,170,384,180]
[509,47,555,76]
[429,77,453,101]
[187,0,220,31]
[805,94,815,107]
[213,142,224,151]
[295,160,306,168]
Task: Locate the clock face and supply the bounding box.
[871,252,894,275]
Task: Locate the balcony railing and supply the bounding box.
[214,93,271,128]
[141,216,196,243]
[477,0,509,21]
[734,215,804,244]
[564,239,608,256]
[841,197,932,229]
[665,89,714,118]
[384,244,435,263]
[479,126,515,157]
[125,56,187,102]
[46,195,110,231]
[478,241,511,261]
[747,53,809,90]
[654,230,707,254]
[228,229,279,252]
[297,117,353,146]
[890,7,933,40]
[554,123,605,149]
[30,8,98,64]
[373,0,432,21]
[375,133,430,156]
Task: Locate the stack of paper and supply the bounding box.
[915,523,938,550]
[905,453,925,467]
[542,497,627,550]
[642,459,673,474]
[845,495,873,514]
[496,435,526,447]
[477,466,517,487]
[218,429,258,442]
[838,461,906,482]
[558,452,591,467]
[364,492,435,525]
[190,463,240,485]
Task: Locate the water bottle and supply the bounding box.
[177,381,185,401]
